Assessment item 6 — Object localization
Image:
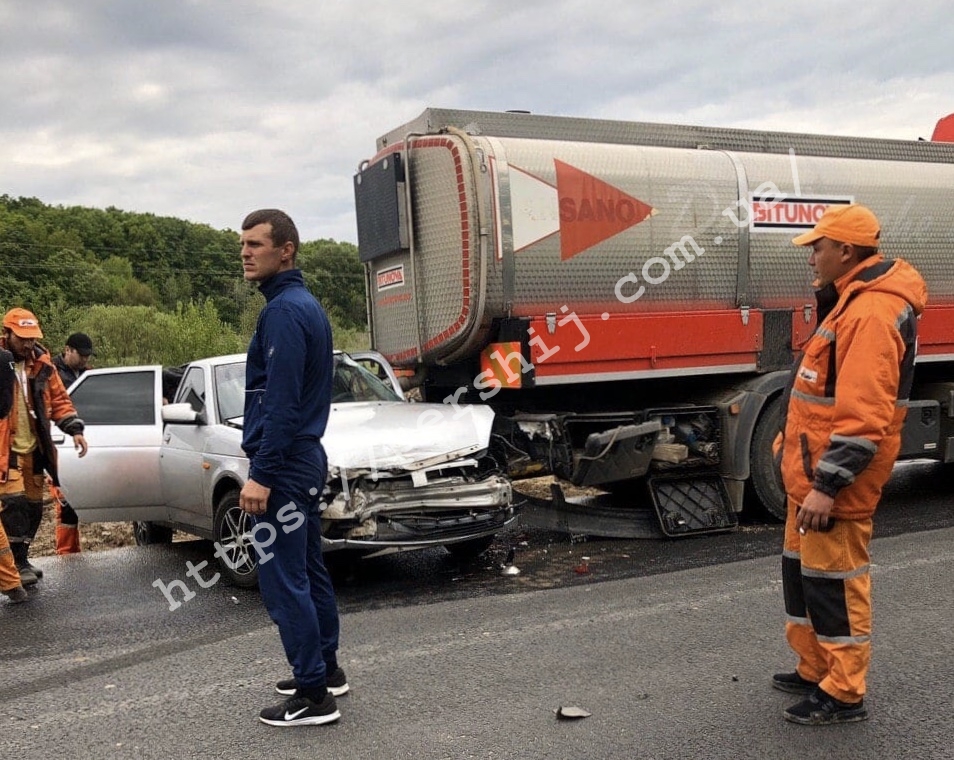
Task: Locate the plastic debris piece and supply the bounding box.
[500,545,520,575]
[555,706,592,720]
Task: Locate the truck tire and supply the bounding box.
[132,521,174,545]
[749,396,787,521]
[212,491,259,588]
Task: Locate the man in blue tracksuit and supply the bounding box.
[238,209,347,727]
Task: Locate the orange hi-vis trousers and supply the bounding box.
[49,482,80,555]
[782,496,873,704]
[0,519,22,591]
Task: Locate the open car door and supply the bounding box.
[55,366,167,523]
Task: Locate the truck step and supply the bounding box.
[648,475,738,537]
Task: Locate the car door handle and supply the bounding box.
[164,433,171,442]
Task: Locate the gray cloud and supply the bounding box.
[2,0,953,242]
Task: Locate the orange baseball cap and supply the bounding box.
[792,204,881,248]
[2,308,44,339]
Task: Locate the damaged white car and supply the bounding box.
[55,351,515,587]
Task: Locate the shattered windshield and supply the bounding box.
[332,354,402,403]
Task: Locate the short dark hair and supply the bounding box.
[242,209,300,257]
[854,245,879,261]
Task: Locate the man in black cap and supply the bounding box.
[50,332,95,555]
[53,332,95,389]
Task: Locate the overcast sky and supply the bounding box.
[2,0,952,244]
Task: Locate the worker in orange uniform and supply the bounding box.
[0,343,29,603]
[0,308,88,586]
[771,205,927,725]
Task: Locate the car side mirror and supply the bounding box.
[162,402,203,425]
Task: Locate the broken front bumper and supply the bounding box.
[321,473,516,549]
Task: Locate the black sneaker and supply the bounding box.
[276,667,349,697]
[783,688,868,725]
[772,671,819,694]
[259,694,340,727]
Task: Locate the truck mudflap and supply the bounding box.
[648,474,738,536]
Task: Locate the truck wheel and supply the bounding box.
[749,396,787,521]
[132,521,174,545]
[445,534,495,562]
[212,491,259,588]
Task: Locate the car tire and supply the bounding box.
[444,534,495,562]
[132,521,174,546]
[749,396,787,522]
[212,490,259,588]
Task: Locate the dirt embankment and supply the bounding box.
[31,502,135,556]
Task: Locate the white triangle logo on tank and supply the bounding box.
[509,165,560,252]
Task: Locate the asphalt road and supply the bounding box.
[2,460,953,759]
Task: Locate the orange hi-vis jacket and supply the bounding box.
[0,341,84,487]
[776,255,927,520]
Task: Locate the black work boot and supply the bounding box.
[11,542,39,586]
[23,501,44,578]
[19,558,43,580]
[1,585,29,604]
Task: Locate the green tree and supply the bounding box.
[0,195,372,365]
[298,239,366,329]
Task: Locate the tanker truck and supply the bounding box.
[352,108,954,537]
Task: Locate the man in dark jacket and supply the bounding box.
[0,345,29,603]
[238,209,346,727]
[50,332,95,554]
[52,332,95,389]
[0,347,12,420]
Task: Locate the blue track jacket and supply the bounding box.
[242,269,333,488]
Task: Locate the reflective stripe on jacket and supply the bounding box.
[777,255,927,520]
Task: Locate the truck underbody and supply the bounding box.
[421,363,954,538]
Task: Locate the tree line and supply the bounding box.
[0,195,369,366]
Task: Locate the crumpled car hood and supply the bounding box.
[323,401,495,473]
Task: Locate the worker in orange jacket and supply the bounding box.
[0,344,29,604]
[771,205,927,725]
[0,308,88,587]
